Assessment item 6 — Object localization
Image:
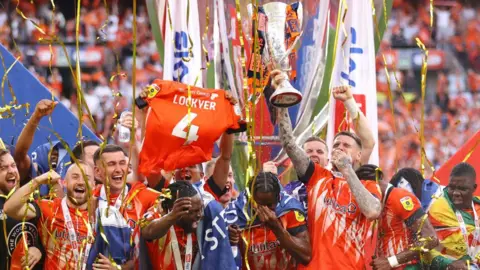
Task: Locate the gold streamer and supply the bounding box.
[416,38,428,177]
[202,7,210,65]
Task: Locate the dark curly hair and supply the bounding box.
[161,180,198,211]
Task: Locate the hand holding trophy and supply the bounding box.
[248,2,304,108]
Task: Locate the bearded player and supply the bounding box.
[4,162,95,269]
[0,148,44,270]
[273,69,382,269]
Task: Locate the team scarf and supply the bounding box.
[86,185,134,269]
[224,189,305,269]
[428,189,480,268]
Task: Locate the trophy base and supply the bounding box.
[270,88,302,108]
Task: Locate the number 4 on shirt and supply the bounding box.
[172,113,200,144]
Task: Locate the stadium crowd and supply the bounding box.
[0,0,479,270]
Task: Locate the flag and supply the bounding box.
[195,198,237,269]
[162,0,203,87]
[327,0,379,165]
[435,130,480,194]
[0,44,99,155]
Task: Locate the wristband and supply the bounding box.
[387,255,399,268]
[344,98,359,119]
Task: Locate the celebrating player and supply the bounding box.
[273,69,382,269]
[141,180,236,269]
[0,148,44,270]
[91,144,159,268]
[226,172,311,269]
[427,163,479,269]
[354,165,438,270]
[4,162,94,270]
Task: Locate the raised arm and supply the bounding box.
[3,171,60,220]
[332,86,375,164]
[211,133,234,191]
[271,71,310,178]
[332,149,381,219]
[14,100,57,184]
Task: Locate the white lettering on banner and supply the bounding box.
[212,216,227,239]
[173,31,190,82]
[205,228,219,250]
[173,95,217,110]
[340,27,364,87]
[223,209,238,224]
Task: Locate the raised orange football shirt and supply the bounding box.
[139,80,243,178]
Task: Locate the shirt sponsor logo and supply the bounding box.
[324,197,358,214]
[7,222,38,256]
[248,240,281,254]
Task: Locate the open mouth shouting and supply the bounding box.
[73,185,86,197]
[111,175,124,185]
[5,175,17,188]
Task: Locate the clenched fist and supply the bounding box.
[332,86,353,102]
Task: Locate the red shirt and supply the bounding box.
[377,186,424,269]
[298,162,381,270]
[242,210,307,270]
[139,80,242,178]
[35,198,92,270]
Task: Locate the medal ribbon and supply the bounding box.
[170,227,193,270]
[61,198,92,270]
[455,203,480,261]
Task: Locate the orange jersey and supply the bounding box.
[242,210,307,270]
[139,80,242,177]
[34,198,92,270]
[156,226,199,270]
[298,162,381,270]
[377,187,424,269]
[93,182,160,266]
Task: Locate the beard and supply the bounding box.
[67,190,87,206]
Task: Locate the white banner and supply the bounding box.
[327,0,379,165]
[163,0,203,87]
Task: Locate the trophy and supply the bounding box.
[249,2,304,108]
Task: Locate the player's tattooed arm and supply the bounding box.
[332,150,381,219]
[277,108,310,178]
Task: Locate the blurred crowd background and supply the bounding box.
[0,0,478,179]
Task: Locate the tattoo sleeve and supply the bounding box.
[277,108,310,178]
[343,165,381,219]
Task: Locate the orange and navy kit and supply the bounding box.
[298,162,382,270]
[33,198,92,270]
[241,210,307,270]
[377,186,425,269]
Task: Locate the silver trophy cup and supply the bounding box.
[259,2,303,108]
